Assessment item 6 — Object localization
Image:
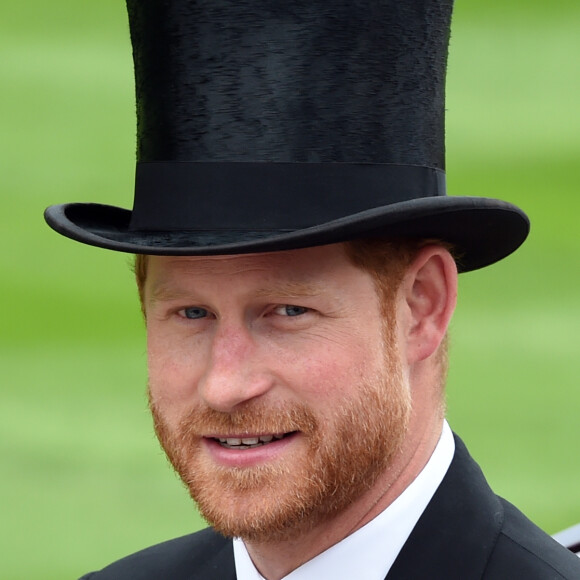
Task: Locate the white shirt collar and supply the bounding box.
[234,420,455,580]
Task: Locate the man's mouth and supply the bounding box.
[213,433,295,449]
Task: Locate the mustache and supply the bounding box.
[150,397,319,439]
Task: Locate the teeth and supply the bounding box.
[218,437,241,445]
[216,433,288,448]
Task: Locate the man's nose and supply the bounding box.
[197,322,274,413]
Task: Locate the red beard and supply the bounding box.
[150,366,410,543]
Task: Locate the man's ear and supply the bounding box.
[399,246,457,365]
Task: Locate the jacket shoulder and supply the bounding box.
[388,435,580,579]
[79,527,235,580]
[483,499,580,579]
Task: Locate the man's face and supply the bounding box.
[144,244,411,542]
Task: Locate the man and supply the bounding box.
[45,0,580,578]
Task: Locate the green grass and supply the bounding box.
[2,2,580,578]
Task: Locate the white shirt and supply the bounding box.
[234,420,455,580]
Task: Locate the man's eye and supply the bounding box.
[179,307,209,320]
[273,305,309,317]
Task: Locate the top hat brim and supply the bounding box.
[45,196,529,273]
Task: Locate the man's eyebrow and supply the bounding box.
[253,281,324,299]
[148,280,325,303]
[148,284,193,304]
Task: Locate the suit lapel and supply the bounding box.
[385,435,503,579]
[192,532,236,580]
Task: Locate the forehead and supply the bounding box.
[144,243,367,298]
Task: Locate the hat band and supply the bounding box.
[130,162,446,231]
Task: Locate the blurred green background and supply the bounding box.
[1,1,579,578]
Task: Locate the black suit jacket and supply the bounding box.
[81,436,580,579]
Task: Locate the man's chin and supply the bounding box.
[185,460,322,542]
[200,504,316,544]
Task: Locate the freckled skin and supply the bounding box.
[145,245,386,426]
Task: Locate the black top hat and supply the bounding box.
[45,0,529,272]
